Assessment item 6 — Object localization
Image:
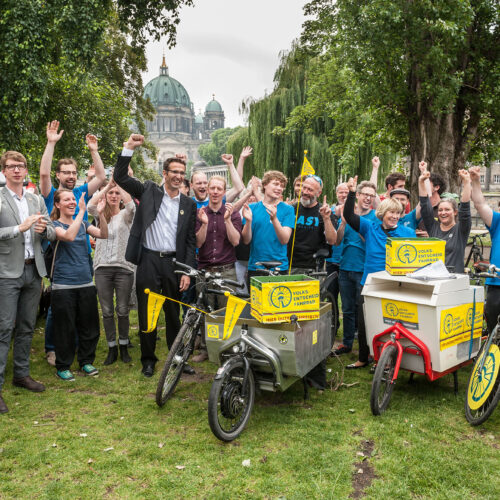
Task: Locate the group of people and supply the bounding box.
[1,125,499,415]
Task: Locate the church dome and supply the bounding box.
[143,58,191,108]
[195,111,204,124]
[205,95,223,113]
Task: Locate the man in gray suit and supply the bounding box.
[0,151,56,414]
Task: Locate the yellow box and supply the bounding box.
[386,237,445,275]
[250,275,320,323]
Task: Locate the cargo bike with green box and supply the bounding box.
[205,271,333,441]
[364,237,484,415]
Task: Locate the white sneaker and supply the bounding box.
[46,351,56,367]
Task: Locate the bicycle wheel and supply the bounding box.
[155,320,198,407]
[324,291,339,347]
[465,340,500,425]
[208,358,255,442]
[370,344,398,415]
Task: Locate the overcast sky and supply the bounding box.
[143,0,308,128]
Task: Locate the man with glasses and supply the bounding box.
[39,120,106,366]
[114,134,197,378]
[0,151,56,414]
[334,181,378,356]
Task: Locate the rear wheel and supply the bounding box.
[465,338,500,425]
[155,320,198,407]
[370,344,398,415]
[208,358,255,441]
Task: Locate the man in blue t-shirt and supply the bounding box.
[334,181,378,355]
[242,170,295,287]
[38,120,106,366]
[470,167,500,332]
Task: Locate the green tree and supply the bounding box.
[198,127,243,165]
[298,0,500,193]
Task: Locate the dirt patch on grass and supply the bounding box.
[350,439,377,499]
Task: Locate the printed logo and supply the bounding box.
[269,286,293,309]
[385,302,399,317]
[279,334,288,344]
[443,314,453,335]
[397,244,417,264]
[207,324,220,339]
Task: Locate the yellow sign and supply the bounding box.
[301,153,315,176]
[312,329,318,345]
[381,299,419,329]
[206,324,220,339]
[223,292,248,340]
[439,302,484,351]
[144,289,166,333]
[386,238,446,275]
[251,308,320,324]
[467,344,500,410]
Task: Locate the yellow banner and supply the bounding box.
[144,289,166,333]
[301,155,315,176]
[223,293,248,340]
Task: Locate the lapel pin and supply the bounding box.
[180,210,184,215]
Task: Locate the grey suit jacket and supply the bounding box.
[0,187,56,278]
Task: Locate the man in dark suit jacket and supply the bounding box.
[0,151,56,414]
[113,134,197,377]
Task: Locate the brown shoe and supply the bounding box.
[13,376,45,392]
[0,393,8,414]
[192,350,209,363]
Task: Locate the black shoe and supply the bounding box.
[142,363,154,378]
[183,364,195,375]
[119,345,132,363]
[103,346,118,366]
[334,345,352,355]
[0,393,8,414]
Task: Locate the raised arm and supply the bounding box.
[113,134,146,199]
[87,198,108,239]
[457,169,472,239]
[418,171,437,232]
[418,161,432,198]
[39,121,64,197]
[469,166,493,227]
[344,176,361,232]
[369,156,382,208]
[236,146,252,180]
[85,134,106,196]
[222,154,245,203]
[241,204,253,244]
[223,204,241,247]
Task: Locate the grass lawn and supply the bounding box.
[0,311,499,499]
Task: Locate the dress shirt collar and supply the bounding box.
[6,185,26,200]
[163,186,181,201]
[207,203,224,215]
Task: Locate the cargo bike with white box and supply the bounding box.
[205,271,333,441]
[364,237,484,415]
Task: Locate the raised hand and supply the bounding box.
[175,153,187,163]
[46,120,64,143]
[419,170,430,183]
[224,203,234,220]
[240,146,253,159]
[96,198,106,214]
[468,166,481,182]
[197,207,208,225]
[242,203,253,222]
[372,156,380,169]
[124,134,145,150]
[86,134,99,153]
[319,195,331,218]
[78,195,87,213]
[458,169,471,184]
[221,154,234,165]
[347,176,358,192]
[418,161,428,173]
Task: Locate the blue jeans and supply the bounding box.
[338,269,363,348]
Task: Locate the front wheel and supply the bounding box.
[208,358,255,442]
[370,344,398,415]
[465,339,500,425]
[155,321,198,407]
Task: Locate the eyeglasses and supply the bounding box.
[60,170,77,176]
[305,174,323,187]
[359,192,375,198]
[4,163,27,171]
[167,169,186,177]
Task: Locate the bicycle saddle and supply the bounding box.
[313,248,330,259]
[255,261,282,269]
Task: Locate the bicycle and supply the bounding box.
[464,264,500,425]
[155,260,244,407]
[464,231,489,270]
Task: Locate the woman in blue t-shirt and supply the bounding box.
[50,189,108,381]
[343,176,415,368]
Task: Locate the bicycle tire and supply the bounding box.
[465,338,500,425]
[324,291,339,347]
[155,320,198,407]
[208,358,255,442]
[370,344,398,415]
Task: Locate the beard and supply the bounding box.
[301,196,316,207]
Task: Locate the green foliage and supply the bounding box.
[0,0,188,182]
[198,127,243,165]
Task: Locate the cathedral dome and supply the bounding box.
[205,95,223,113]
[143,58,191,108]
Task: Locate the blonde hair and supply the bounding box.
[0,151,27,169]
[208,175,227,189]
[376,198,403,220]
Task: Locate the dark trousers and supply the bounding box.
[485,285,500,333]
[357,294,370,363]
[326,262,341,329]
[51,287,100,371]
[339,270,363,348]
[136,252,182,366]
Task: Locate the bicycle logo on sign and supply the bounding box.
[397,244,417,264]
[385,303,399,317]
[269,286,292,309]
[443,314,453,335]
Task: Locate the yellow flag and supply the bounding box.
[223,292,248,340]
[144,289,166,333]
[301,155,315,176]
